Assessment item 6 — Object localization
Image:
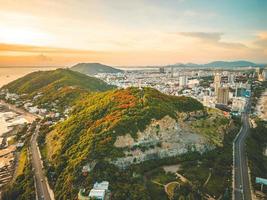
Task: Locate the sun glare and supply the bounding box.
[0,27,50,46]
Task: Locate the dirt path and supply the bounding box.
[165,182,180,200]
[175,172,191,184]
[203,171,212,187]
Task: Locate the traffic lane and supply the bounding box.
[241,117,251,200]
[234,114,247,200]
[31,129,51,200]
[32,145,50,200]
[234,139,243,200]
[31,141,45,199]
[31,147,43,199]
[32,146,50,200]
[234,114,251,200]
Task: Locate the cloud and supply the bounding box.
[0,43,102,54]
[254,32,267,49]
[36,54,53,62]
[183,10,217,18]
[178,32,247,49]
[180,32,222,41]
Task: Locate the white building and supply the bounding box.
[202,96,216,108]
[179,76,188,87]
[88,181,109,200]
[28,106,39,114]
[228,74,235,85]
[263,68,267,81]
[5,93,19,101]
[89,190,105,200]
[93,181,109,190]
[187,79,199,88]
[232,97,246,112]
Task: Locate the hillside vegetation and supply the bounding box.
[2,68,115,109]
[46,87,204,164]
[2,148,35,200]
[247,119,267,194]
[42,87,220,199]
[71,62,123,75]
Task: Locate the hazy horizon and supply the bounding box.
[0,0,267,66]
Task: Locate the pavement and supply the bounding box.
[30,124,52,200]
[1,100,53,200]
[233,101,252,200]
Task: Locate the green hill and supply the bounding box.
[44,87,205,199]
[46,87,204,163]
[71,63,123,75]
[2,68,115,110]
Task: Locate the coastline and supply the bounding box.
[0,100,37,123]
[0,67,57,88]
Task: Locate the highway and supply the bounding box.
[233,101,252,200]
[1,100,53,200]
[30,124,52,200]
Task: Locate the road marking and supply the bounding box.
[233,113,250,200]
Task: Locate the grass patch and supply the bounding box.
[2,148,35,200]
[15,148,27,178]
[190,108,229,146]
[166,182,180,199]
[247,119,267,194]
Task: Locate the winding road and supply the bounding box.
[233,100,252,200]
[30,124,53,200]
[1,100,53,200]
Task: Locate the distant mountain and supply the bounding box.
[170,60,262,68]
[71,63,123,75]
[2,68,115,110]
[203,61,258,67]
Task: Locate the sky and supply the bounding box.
[0,0,266,66]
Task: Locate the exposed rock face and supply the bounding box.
[112,116,213,168]
[177,110,207,121]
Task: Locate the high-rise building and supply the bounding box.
[217,87,229,105]
[228,74,235,84]
[179,76,188,87]
[235,87,246,97]
[256,67,261,76]
[263,68,267,81]
[159,67,165,73]
[214,73,221,95]
[170,66,174,78]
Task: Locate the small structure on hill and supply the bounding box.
[78,181,110,200]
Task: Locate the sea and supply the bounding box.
[0,66,58,87]
[0,67,57,135]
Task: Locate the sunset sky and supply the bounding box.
[0,0,266,66]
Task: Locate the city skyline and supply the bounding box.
[0,0,267,66]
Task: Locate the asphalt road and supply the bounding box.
[233,103,252,200]
[30,124,52,200]
[0,100,52,200]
